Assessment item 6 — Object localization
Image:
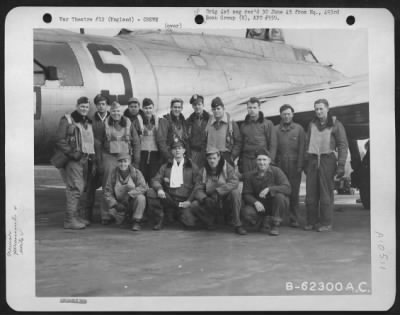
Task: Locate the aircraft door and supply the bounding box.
[34,40,85,161]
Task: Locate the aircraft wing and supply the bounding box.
[220,74,369,124]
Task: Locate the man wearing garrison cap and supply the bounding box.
[241,148,291,236]
[274,104,306,228]
[205,96,242,167]
[239,96,277,174]
[186,94,210,168]
[304,98,348,232]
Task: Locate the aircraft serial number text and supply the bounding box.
[286,281,370,294]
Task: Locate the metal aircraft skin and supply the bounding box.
[34,28,369,162]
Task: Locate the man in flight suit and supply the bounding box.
[99,101,141,224]
[186,94,210,169]
[193,148,246,235]
[304,98,348,232]
[54,96,96,229]
[157,98,189,162]
[147,140,199,230]
[206,97,242,166]
[240,97,277,174]
[274,104,305,227]
[85,94,110,222]
[241,149,291,236]
[104,153,148,231]
[124,97,144,137]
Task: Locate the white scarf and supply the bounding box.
[170,159,184,188]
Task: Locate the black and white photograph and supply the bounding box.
[5,7,395,312]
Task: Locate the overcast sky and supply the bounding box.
[78,28,368,77]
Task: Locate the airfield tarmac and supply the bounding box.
[35,165,371,297]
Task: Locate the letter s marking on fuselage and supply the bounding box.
[86,43,133,105]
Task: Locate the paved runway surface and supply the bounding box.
[35,166,371,297]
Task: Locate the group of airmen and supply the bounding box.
[54,94,348,236]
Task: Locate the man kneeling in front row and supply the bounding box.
[104,153,148,231]
[192,148,247,235]
[147,140,199,230]
[242,149,291,236]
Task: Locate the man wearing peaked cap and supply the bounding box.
[124,97,144,137]
[186,94,210,169]
[241,148,291,236]
[206,96,242,167]
[103,153,148,231]
[157,97,189,162]
[146,136,200,231]
[274,104,306,228]
[239,96,277,175]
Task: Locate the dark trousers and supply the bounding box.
[221,151,234,166]
[240,155,257,175]
[190,149,206,169]
[191,189,242,227]
[242,193,288,227]
[85,159,102,220]
[278,158,302,224]
[146,188,198,227]
[139,151,161,184]
[305,153,337,226]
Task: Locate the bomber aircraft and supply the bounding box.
[34,28,369,207]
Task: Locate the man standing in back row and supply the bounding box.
[186,94,210,169]
[157,98,189,162]
[274,104,305,227]
[304,99,348,232]
[85,94,110,223]
[206,97,242,166]
[240,97,277,174]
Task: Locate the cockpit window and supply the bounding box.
[34,41,83,86]
[294,48,318,63]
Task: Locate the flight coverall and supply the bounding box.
[241,166,291,229]
[275,122,305,224]
[55,110,96,228]
[85,111,109,221]
[157,113,189,162]
[147,158,199,227]
[104,165,148,224]
[100,116,141,222]
[193,158,242,228]
[186,110,211,169]
[304,116,348,227]
[240,112,277,174]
